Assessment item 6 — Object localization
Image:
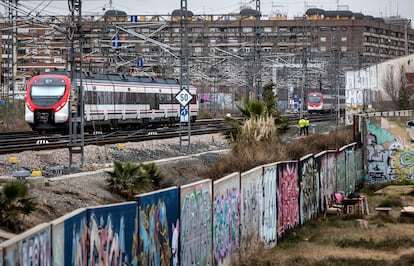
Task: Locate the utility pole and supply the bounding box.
[253,0,262,99]
[178,0,191,151]
[3,0,18,129]
[67,0,84,168]
[300,15,307,118]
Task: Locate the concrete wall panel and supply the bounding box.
[239,166,263,253]
[51,208,86,265]
[213,172,240,266]
[136,187,180,266]
[180,179,213,266]
[299,154,319,225]
[262,163,277,247]
[315,151,337,212]
[337,149,347,192]
[366,117,414,183]
[1,223,51,266]
[87,202,137,265]
[277,161,300,239]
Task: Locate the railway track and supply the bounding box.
[0,115,338,154]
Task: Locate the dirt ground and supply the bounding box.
[239,186,414,266]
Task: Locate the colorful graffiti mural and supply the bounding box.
[262,163,277,246]
[366,117,414,183]
[135,187,179,266]
[240,167,263,253]
[180,179,213,266]
[0,142,364,265]
[213,173,240,265]
[277,161,300,239]
[299,155,319,224]
[2,224,51,266]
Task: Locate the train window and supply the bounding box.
[136,93,145,104]
[88,91,98,104]
[31,85,65,97]
[159,93,171,104]
[97,92,104,104]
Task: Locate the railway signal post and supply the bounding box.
[175,86,193,150]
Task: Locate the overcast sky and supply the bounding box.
[12,1,413,22]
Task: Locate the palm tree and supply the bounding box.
[105,160,164,199]
[0,181,37,232]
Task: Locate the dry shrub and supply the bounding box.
[199,122,355,180]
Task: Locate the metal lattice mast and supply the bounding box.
[3,0,18,129]
[253,0,262,99]
[179,0,191,151]
[300,15,308,118]
[67,0,84,168]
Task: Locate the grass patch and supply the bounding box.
[378,195,403,207]
[336,236,414,250]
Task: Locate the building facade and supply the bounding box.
[0,8,413,109]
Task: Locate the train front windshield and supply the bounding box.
[30,79,66,107]
[308,95,322,104]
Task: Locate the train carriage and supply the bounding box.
[25,71,198,132]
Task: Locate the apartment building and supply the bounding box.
[0,8,413,103]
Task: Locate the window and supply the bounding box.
[341,46,347,52]
[263,27,272,33]
[243,47,251,53]
[242,27,253,33]
[341,37,347,42]
[320,37,326,42]
[320,46,326,52]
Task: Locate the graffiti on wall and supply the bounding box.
[277,162,300,239]
[64,203,136,265]
[317,152,337,212]
[365,118,414,183]
[0,142,367,264]
[299,156,319,224]
[240,167,263,252]
[3,225,51,266]
[262,164,277,246]
[180,180,213,266]
[213,173,240,265]
[134,187,179,266]
[88,203,135,265]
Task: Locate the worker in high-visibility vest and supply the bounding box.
[299,117,306,136]
[304,116,310,135]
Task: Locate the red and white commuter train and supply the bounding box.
[25,71,198,132]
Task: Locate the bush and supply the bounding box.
[105,160,164,199]
[0,181,37,232]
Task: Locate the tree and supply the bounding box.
[398,86,410,110]
[382,64,409,110]
[0,181,37,232]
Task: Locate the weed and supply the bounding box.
[378,195,403,207]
